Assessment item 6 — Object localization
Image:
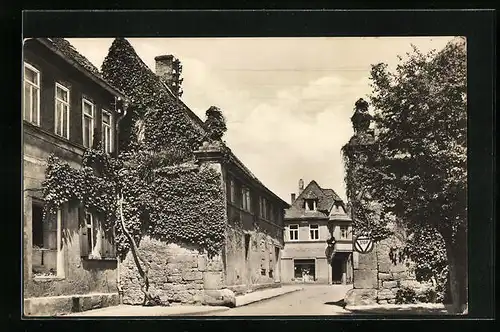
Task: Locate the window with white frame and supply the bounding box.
[309,224,319,240]
[55,83,70,139]
[101,110,112,154]
[340,226,348,239]
[82,99,95,148]
[289,224,299,241]
[304,199,317,211]
[80,211,116,260]
[23,63,40,125]
[31,201,64,278]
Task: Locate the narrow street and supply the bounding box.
[202,284,353,316]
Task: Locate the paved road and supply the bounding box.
[203,284,353,316]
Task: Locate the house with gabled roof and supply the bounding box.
[22,38,129,316]
[282,179,354,284]
[100,38,290,306]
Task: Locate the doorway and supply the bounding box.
[331,256,344,284]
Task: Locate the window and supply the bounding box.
[31,201,63,277]
[294,259,315,281]
[229,179,236,204]
[260,197,269,219]
[304,199,317,211]
[340,226,348,239]
[23,63,40,125]
[102,110,113,154]
[55,83,70,139]
[80,210,116,260]
[309,224,319,240]
[289,224,299,241]
[82,99,95,148]
[241,186,251,211]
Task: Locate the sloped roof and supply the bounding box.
[48,38,102,78]
[31,38,127,99]
[285,180,348,220]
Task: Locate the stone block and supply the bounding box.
[377,289,396,300]
[378,262,392,273]
[203,289,236,308]
[24,296,73,316]
[173,290,194,303]
[168,254,198,268]
[357,251,377,270]
[182,271,203,281]
[204,271,223,290]
[198,255,207,272]
[388,299,396,304]
[378,300,388,305]
[186,283,204,290]
[353,269,378,289]
[165,263,181,275]
[344,288,377,306]
[392,271,408,280]
[382,281,398,289]
[378,272,392,281]
[206,257,223,272]
[167,274,183,283]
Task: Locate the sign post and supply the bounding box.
[354,233,374,254]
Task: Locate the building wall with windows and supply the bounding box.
[23,38,125,305]
[281,180,353,285]
[221,156,288,293]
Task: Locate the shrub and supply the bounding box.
[395,287,417,304]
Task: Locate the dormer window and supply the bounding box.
[304,199,317,211]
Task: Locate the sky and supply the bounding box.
[66,36,454,204]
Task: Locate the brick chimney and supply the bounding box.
[154,54,183,98]
[291,193,296,204]
[298,179,304,195]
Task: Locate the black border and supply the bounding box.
[7,8,496,330]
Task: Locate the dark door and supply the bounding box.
[331,257,343,284]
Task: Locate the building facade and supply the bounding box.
[23,38,127,315]
[154,50,290,294]
[281,180,354,285]
[105,39,290,306]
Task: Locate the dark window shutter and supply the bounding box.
[79,206,89,257]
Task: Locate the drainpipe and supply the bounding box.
[114,96,128,304]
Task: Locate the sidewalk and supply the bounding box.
[236,285,303,307]
[63,285,303,317]
[344,303,451,315]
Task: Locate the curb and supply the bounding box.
[167,307,231,316]
[235,287,304,308]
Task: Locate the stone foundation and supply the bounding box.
[346,232,429,306]
[120,236,235,307]
[24,292,119,316]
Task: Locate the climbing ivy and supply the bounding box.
[101,37,207,158]
[42,37,228,261]
[42,148,119,236]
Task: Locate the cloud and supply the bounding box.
[220,73,372,202]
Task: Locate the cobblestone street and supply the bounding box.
[201,284,353,316]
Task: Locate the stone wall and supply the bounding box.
[345,233,426,306]
[120,236,234,306]
[224,225,280,293]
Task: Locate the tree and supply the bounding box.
[363,38,467,313]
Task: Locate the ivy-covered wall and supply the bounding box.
[23,127,117,299]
